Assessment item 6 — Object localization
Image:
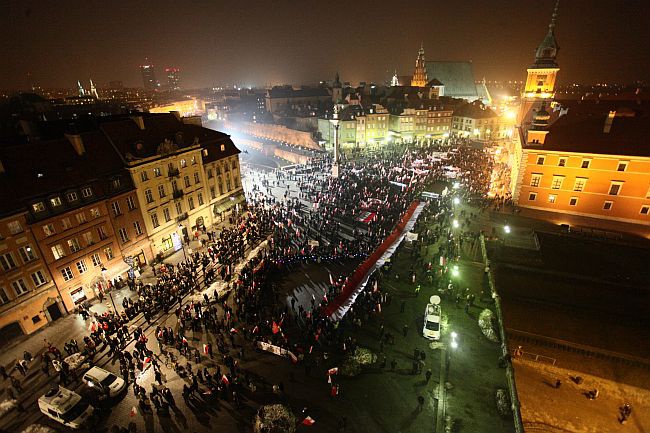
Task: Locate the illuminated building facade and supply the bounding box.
[166,67,181,90]
[510,1,650,231]
[410,43,428,87]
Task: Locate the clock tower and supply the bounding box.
[518,0,560,128]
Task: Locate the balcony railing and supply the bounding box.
[172,189,184,199]
[168,168,180,178]
[176,212,188,222]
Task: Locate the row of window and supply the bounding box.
[530,174,624,195]
[50,226,109,260]
[117,221,144,243]
[0,245,37,272]
[139,158,198,182]
[42,208,102,237]
[0,269,49,304]
[527,192,650,214]
[59,248,113,282]
[111,196,137,217]
[150,193,205,228]
[143,174,202,204]
[536,155,629,172]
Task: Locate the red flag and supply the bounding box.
[203,344,209,355]
[272,322,280,334]
[221,374,230,385]
[182,336,188,344]
[328,367,339,375]
[143,356,151,365]
[230,327,238,333]
[157,329,163,338]
[129,406,138,417]
[302,416,316,426]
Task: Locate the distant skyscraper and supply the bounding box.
[89,79,98,98]
[166,67,181,90]
[140,63,158,91]
[77,80,86,96]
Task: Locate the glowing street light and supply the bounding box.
[450,331,459,349]
[451,265,459,277]
[452,219,459,229]
[453,182,460,189]
[504,225,511,234]
[453,197,460,205]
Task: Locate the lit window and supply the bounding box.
[569,197,578,206]
[7,221,23,234]
[81,187,93,198]
[50,197,62,207]
[32,202,45,213]
[528,192,537,201]
[603,201,613,210]
[608,181,623,196]
[90,208,101,218]
[51,244,65,260]
[43,224,56,236]
[180,159,187,168]
[153,167,161,177]
[551,175,564,190]
[67,238,81,252]
[104,246,114,260]
[573,178,587,192]
[548,194,557,203]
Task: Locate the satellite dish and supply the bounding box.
[430,295,441,305]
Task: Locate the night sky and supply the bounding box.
[1,0,649,90]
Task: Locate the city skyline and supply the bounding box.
[2,0,649,90]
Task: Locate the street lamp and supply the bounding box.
[452,219,459,229]
[451,265,459,278]
[453,197,460,205]
[504,225,511,234]
[101,266,118,312]
[177,223,189,262]
[450,331,459,349]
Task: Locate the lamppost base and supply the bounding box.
[331,163,340,178]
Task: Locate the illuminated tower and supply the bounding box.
[410,43,428,87]
[331,105,340,178]
[332,72,342,103]
[518,0,560,127]
[391,70,399,87]
[89,79,98,98]
[77,80,86,96]
[140,63,158,91]
[166,67,181,90]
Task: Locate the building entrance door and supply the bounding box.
[47,303,63,321]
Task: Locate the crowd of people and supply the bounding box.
[4,139,501,432]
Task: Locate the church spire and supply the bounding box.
[411,43,427,87]
[534,0,560,67]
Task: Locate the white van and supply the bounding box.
[38,386,94,429]
[422,302,441,340]
[83,366,126,398]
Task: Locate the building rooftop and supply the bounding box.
[530,102,650,157]
[266,86,330,99]
[453,100,497,119]
[424,61,478,99]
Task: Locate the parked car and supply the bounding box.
[38,386,94,429]
[422,302,441,341]
[82,366,126,398]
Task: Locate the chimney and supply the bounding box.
[64,133,85,156]
[130,115,145,130]
[603,110,616,134]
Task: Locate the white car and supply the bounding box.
[83,366,126,398]
[422,303,441,340]
[38,386,94,429]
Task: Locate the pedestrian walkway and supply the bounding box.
[513,358,650,432]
